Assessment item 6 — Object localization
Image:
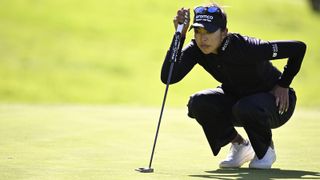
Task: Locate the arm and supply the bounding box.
[161,38,198,84]
[271,41,306,88]
[160,7,197,84]
[241,37,307,88]
[240,37,306,113]
[273,41,306,114]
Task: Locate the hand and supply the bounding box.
[269,85,289,115]
[173,8,190,37]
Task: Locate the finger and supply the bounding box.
[278,99,283,114]
[282,95,288,114]
[181,8,189,15]
[182,9,188,16]
[281,103,285,114]
[280,95,287,114]
[282,96,287,113]
[279,93,288,114]
[284,94,289,112]
[275,96,280,107]
[178,9,184,16]
[177,11,186,24]
[173,16,178,27]
[184,10,189,19]
[173,16,177,23]
[184,10,190,24]
[175,10,180,19]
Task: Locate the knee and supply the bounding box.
[187,92,223,119]
[187,94,207,118]
[232,98,261,120]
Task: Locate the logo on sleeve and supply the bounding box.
[272,44,278,57]
[221,37,230,51]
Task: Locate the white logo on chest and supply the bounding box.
[272,44,278,57]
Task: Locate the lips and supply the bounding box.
[200,44,210,49]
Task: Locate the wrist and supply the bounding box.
[277,79,290,88]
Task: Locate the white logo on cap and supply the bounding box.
[196,15,214,22]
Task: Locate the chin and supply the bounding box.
[201,49,212,54]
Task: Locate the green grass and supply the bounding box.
[0,105,319,179]
[0,0,320,106]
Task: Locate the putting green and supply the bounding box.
[0,105,319,179]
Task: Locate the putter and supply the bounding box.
[135,22,186,173]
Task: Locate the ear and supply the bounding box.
[222,28,228,38]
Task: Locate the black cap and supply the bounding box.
[189,5,226,33]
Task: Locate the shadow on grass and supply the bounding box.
[189,168,320,180]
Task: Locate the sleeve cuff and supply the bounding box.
[277,79,290,88]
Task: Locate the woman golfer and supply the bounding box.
[161,3,306,169]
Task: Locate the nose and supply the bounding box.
[200,34,208,42]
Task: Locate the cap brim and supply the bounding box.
[189,23,220,33]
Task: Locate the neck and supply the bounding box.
[214,34,229,54]
[211,49,219,54]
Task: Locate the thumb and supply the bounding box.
[275,96,280,107]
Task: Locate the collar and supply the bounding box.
[218,34,231,54]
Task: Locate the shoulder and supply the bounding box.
[220,33,266,53]
[230,33,265,46]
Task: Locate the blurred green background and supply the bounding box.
[0,0,320,107]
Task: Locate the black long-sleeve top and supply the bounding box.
[161,33,306,98]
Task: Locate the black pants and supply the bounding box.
[187,87,296,159]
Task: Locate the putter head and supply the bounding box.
[135,167,154,173]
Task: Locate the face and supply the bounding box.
[194,27,228,54]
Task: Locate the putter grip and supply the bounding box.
[176,24,184,33]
